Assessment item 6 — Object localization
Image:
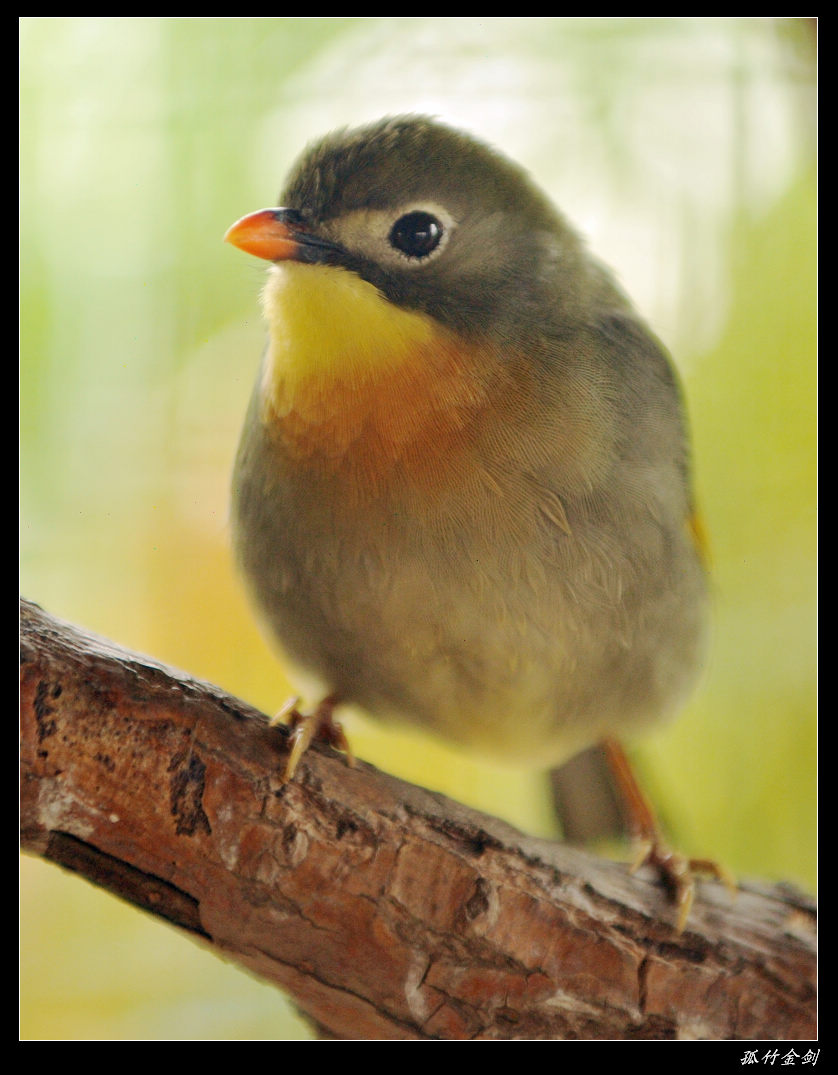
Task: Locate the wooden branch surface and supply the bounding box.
[20,598,816,1040]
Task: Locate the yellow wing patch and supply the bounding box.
[687,510,710,567]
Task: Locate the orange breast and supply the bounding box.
[262,335,515,502]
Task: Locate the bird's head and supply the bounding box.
[225,116,595,354]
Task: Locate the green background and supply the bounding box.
[20,17,816,1040]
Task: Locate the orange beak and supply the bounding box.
[224,208,303,262]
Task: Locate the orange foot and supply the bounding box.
[602,738,735,930]
[270,694,354,783]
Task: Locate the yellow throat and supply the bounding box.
[256,261,494,483]
[259,261,440,410]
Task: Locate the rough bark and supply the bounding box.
[20,598,817,1040]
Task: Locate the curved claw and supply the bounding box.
[604,738,735,931]
[271,694,353,782]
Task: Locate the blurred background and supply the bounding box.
[20,17,816,1040]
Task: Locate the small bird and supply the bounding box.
[225,116,712,919]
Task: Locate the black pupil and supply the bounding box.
[389,211,443,258]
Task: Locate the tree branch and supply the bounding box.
[20,598,816,1040]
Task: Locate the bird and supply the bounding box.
[224,115,714,921]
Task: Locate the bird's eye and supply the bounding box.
[388,211,444,259]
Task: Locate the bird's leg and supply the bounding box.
[602,738,735,930]
[270,693,353,782]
